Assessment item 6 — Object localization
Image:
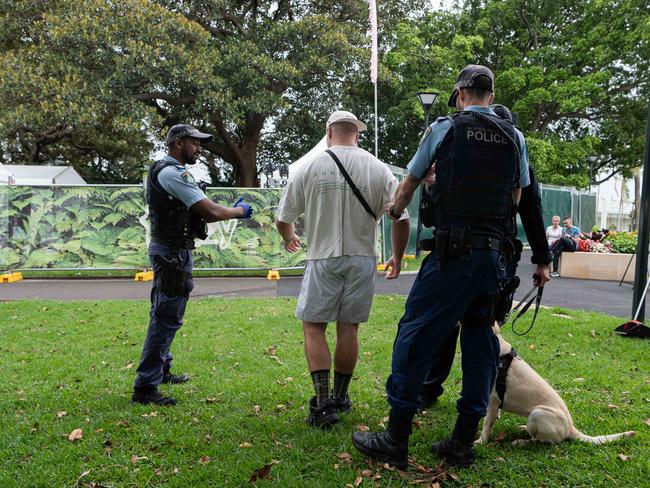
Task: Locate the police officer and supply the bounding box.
[352,65,550,468]
[416,104,553,411]
[132,124,253,406]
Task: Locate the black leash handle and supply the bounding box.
[508,274,544,336]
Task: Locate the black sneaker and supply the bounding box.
[131,389,177,406]
[431,436,476,468]
[334,395,352,414]
[352,431,408,470]
[306,396,340,429]
[161,372,190,384]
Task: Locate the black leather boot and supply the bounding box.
[352,410,412,469]
[431,416,478,468]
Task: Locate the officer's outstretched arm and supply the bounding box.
[389,174,421,217]
[191,197,245,222]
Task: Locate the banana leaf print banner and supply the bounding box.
[0,185,310,270]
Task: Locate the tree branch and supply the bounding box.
[133,92,195,106]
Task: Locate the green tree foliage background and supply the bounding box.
[0,0,647,188]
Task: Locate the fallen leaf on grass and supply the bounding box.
[155,468,162,476]
[495,456,505,462]
[591,330,597,337]
[573,377,585,382]
[361,469,373,477]
[266,346,277,355]
[240,442,253,448]
[357,424,370,432]
[353,475,363,486]
[199,455,211,465]
[493,431,508,442]
[30,422,39,433]
[618,453,629,461]
[644,418,650,427]
[338,452,352,463]
[252,405,261,416]
[528,344,535,350]
[131,455,148,465]
[142,411,158,418]
[205,397,218,404]
[68,428,83,442]
[116,420,130,428]
[57,411,67,418]
[249,462,276,483]
[551,313,572,319]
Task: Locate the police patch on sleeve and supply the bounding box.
[418,126,432,146]
[181,171,197,185]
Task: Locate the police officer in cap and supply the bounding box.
[132,124,253,406]
[416,103,553,411]
[352,65,550,468]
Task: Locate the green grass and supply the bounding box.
[17,268,306,279]
[1,298,648,487]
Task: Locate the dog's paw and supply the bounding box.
[518,424,528,431]
[511,439,531,446]
[474,436,487,445]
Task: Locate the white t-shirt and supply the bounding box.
[276,145,408,260]
[546,225,563,246]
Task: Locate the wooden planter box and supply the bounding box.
[559,252,635,282]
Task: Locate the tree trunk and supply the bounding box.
[235,149,259,187]
[633,167,641,231]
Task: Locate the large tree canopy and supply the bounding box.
[368,0,650,188]
[0,0,647,187]
[0,0,422,184]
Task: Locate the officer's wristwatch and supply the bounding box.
[389,206,403,219]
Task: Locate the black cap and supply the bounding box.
[166,124,213,146]
[447,64,495,107]
[490,104,513,123]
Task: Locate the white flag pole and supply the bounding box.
[369,0,378,157]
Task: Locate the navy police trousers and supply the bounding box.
[134,245,194,390]
[386,249,505,419]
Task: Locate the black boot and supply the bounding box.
[431,416,478,468]
[162,372,190,384]
[131,387,177,406]
[351,410,412,470]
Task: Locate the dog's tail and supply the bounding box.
[570,427,636,444]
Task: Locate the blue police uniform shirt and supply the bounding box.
[406,105,531,188]
[156,155,207,208]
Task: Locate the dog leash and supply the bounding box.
[506,274,544,336]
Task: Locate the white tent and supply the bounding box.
[0,163,11,184]
[1,164,86,185]
[288,136,327,178]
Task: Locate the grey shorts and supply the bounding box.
[296,255,377,324]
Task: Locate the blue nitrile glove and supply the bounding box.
[233,197,253,219]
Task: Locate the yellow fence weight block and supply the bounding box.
[377,264,386,271]
[0,272,23,283]
[134,271,154,282]
[267,270,280,280]
[403,254,416,261]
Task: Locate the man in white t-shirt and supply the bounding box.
[276,110,410,428]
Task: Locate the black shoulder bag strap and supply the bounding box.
[325,149,377,220]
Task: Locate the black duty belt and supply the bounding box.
[420,235,504,252]
[151,236,195,250]
[495,348,518,408]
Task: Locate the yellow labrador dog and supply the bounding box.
[476,324,636,445]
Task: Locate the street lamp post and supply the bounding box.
[587,155,598,192]
[415,92,439,258]
[417,92,439,130]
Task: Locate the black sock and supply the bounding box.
[310,370,330,406]
[333,371,352,400]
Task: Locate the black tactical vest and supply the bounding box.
[147,160,207,249]
[429,111,519,238]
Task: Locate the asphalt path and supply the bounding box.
[0,251,643,318]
